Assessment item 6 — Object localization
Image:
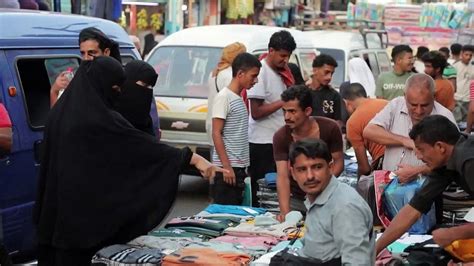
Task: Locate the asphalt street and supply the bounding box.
[159,174,210,227]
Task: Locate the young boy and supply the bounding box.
[211,53,262,205]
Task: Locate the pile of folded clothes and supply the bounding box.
[442,184,474,225]
[92,204,305,266]
[256,173,279,212]
[338,152,358,189]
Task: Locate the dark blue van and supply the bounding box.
[0,9,155,260]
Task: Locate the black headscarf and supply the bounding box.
[34,57,192,250]
[116,60,158,136]
[79,27,122,63]
[142,33,158,58]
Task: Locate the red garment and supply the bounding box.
[374,170,392,229]
[470,80,474,101]
[258,53,295,87]
[0,104,12,128]
[241,89,249,111]
[242,53,296,111]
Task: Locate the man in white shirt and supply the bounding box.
[247,30,296,206]
[453,44,474,122]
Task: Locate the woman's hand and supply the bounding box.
[191,153,228,180]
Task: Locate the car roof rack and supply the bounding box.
[293,15,388,49]
[360,28,389,49]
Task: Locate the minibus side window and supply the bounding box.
[16,57,80,129]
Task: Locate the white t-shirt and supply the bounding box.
[211,87,249,168]
[454,61,474,102]
[206,67,233,144]
[247,59,286,144]
[414,60,425,74]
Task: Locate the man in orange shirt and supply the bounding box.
[341,83,388,177]
[421,51,455,111]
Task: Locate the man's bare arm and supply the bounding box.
[249,98,283,120]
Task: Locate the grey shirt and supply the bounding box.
[369,96,456,171]
[299,177,374,265]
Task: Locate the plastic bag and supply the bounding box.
[383,177,436,234]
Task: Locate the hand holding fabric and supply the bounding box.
[394,164,419,184]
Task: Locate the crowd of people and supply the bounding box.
[1,23,474,264]
[207,31,474,264]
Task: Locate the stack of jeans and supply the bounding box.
[338,153,359,189]
[257,173,279,212]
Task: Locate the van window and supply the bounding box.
[148,46,222,99]
[299,51,316,81]
[363,53,379,78]
[377,52,391,73]
[316,48,345,88]
[17,57,80,129]
[121,55,136,66]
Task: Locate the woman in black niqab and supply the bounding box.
[142,33,158,59]
[116,60,158,136]
[34,57,220,265]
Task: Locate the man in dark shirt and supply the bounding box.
[308,54,344,127]
[376,115,474,254]
[273,85,343,220]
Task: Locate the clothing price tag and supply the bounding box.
[242,207,259,215]
[464,207,474,222]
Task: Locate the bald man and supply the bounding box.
[363,73,456,183]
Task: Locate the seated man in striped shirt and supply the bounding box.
[211,53,261,205]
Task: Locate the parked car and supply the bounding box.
[303,29,392,94]
[146,25,318,171]
[0,9,145,261]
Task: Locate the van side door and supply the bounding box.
[1,49,80,256]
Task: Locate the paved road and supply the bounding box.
[160,174,210,227]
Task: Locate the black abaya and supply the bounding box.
[34,57,192,263]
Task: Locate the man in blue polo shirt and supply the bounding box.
[289,138,374,264]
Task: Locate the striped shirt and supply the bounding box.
[211,87,249,168]
[470,80,474,101]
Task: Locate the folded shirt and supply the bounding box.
[185,241,254,255]
[92,244,164,265]
[162,247,251,266]
[224,221,296,240]
[165,217,239,237]
[204,204,266,217]
[210,235,279,250]
[128,235,202,255]
[149,228,208,240]
[194,211,253,221]
[264,172,277,187]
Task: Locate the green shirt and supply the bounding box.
[375,71,412,100]
[443,65,457,79]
